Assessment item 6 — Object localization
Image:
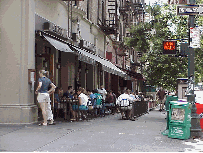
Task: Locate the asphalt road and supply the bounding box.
[0,108,202,152]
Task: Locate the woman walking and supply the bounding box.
[35,70,56,126]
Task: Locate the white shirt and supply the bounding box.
[97,88,107,100]
[78,93,89,106]
[116,93,133,106]
[130,94,136,100]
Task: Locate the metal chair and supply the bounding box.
[70,98,80,121]
[119,99,132,120]
[55,97,68,120]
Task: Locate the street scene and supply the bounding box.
[0,107,202,152]
[1,0,203,152]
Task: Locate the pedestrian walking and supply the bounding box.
[157,87,166,112]
[35,70,56,126]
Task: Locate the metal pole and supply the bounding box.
[71,0,72,37]
[187,0,202,138]
[68,1,70,38]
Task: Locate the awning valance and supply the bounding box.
[41,32,127,78]
[43,35,74,53]
[72,46,126,77]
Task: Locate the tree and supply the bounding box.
[125,4,190,91]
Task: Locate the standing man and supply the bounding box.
[97,85,107,101]
[157,87,166,112]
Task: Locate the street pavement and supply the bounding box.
[0,107,203,152]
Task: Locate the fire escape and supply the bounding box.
[118,0,145,75]
[98,0,118,36]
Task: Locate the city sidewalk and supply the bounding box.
[0,107,203,152]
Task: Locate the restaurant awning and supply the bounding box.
[118,66,144,80]
[43,35,74,53]
[72,46,127,78]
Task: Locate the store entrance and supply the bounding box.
[35,42,55,121]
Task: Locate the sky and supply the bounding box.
[145,0,168,5]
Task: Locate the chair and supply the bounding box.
[105,94,116,115]
[95,99,105,117]
[78,105,89,121]
[119,99,132,120]
[70,98,80,121]
[91,98,98,117]
[66,98,74,121]
[87,99,96,119]
[104,102,115,115]
[54,97,68,120]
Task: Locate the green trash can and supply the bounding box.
[162,96,178,136]
[165,95,178,111]
[168,101,191,140]
[168,124,191,140]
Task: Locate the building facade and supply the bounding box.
[0,0,145,124]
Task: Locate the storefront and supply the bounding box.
[0,0,131,124]
[35,14,77,113]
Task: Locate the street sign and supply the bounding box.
[190,27,200,48]
[168,0,189,5]
[177,5,203,15]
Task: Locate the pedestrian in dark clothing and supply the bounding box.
[157,87,166,111]
[63,86,73,98]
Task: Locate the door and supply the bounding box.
[35,43,54,121]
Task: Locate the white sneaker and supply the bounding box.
[48,119,55,125]
[50,119,54,124]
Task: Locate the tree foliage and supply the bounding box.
[125,4,194,91]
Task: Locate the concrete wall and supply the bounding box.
[35,0,68,30]
[0,0,37,124]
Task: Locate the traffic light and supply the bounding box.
[163,40,177,54]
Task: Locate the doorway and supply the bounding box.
[35,41,55,121]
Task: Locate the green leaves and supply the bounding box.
[125,4,190,90]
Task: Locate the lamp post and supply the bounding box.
[187,0,202,138]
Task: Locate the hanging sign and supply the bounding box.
[43,22,69,40]
[190,27,200,48]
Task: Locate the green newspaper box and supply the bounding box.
[168,101,191,140]
[162,96,178,136]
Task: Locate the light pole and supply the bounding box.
[187,0,202,138]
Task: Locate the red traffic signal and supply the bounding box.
[163,40,177,54]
